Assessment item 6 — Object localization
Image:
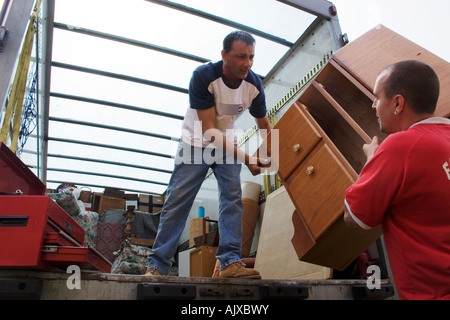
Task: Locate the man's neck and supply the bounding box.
[222,73,242,88]
[402,113,436,131]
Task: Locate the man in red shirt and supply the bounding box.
[344,60,450,300]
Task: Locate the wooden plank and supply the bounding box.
[313,81,372,144]
[312,62,386,144]
[328,59,375,101]
[130,237,154,247]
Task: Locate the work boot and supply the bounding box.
[212,259,221,278]
[144,268,161,276]
[218,261,261,279]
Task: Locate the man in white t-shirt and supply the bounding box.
[146,31,272,278]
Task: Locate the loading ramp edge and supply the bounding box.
[0,269,394,300]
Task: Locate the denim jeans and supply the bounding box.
[148,141,243,275]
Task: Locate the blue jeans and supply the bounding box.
[148,141,243,275]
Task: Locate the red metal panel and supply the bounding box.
[44,223,79,247]
[45,197,84,245]
[0,196,85,245]
[0,196,85,268]
[0,143,46,195]
[41,246,111,273]
[0,196,48,267]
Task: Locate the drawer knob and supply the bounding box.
[306,166,315,175]
[293,144,301,152]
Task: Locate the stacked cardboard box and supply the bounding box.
[79,190,92,203]
[80,189,165,216]
[92,188,126,215]
[190,246,218,277]
[104,187,125,198]
[138,194,164,213]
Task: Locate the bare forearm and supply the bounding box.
[256,116,272,138]
[205,128,251,164]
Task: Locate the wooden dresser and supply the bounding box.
[257,25,450,271]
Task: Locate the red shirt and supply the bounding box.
[345,118,450,300]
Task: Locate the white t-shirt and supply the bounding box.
[181,60,267,147]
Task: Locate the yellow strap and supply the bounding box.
[0,0,42,151]
[263,173,271,199]
[275,173,282,189]
[9,21,35,152]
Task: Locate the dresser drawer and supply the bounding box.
[285,143,355,240]
[268,104,322,181]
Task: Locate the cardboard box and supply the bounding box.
[138,194,164,213]
[79,190,92,203]
[97,195,126,215]
[92,192,103,213]
[104,187,125,198]
[124,194,139,201]
[189,217,210,248]
[190,246,218,277]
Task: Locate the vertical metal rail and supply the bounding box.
[37,0,54,183]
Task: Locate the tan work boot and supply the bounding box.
[218,261,261,279]
[144,268,161,276]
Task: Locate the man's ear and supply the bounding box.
[221,49,227,61]
[394,94,406,114]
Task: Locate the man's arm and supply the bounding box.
[196,107,266,176]
[255,115,272,137]
[363,136,380,164]
[344,136,380,229]
[344,207,363,229]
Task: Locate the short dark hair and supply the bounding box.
[383,60,440,114]
[223,30,255,53]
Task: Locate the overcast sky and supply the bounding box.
[331,0,449,62]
